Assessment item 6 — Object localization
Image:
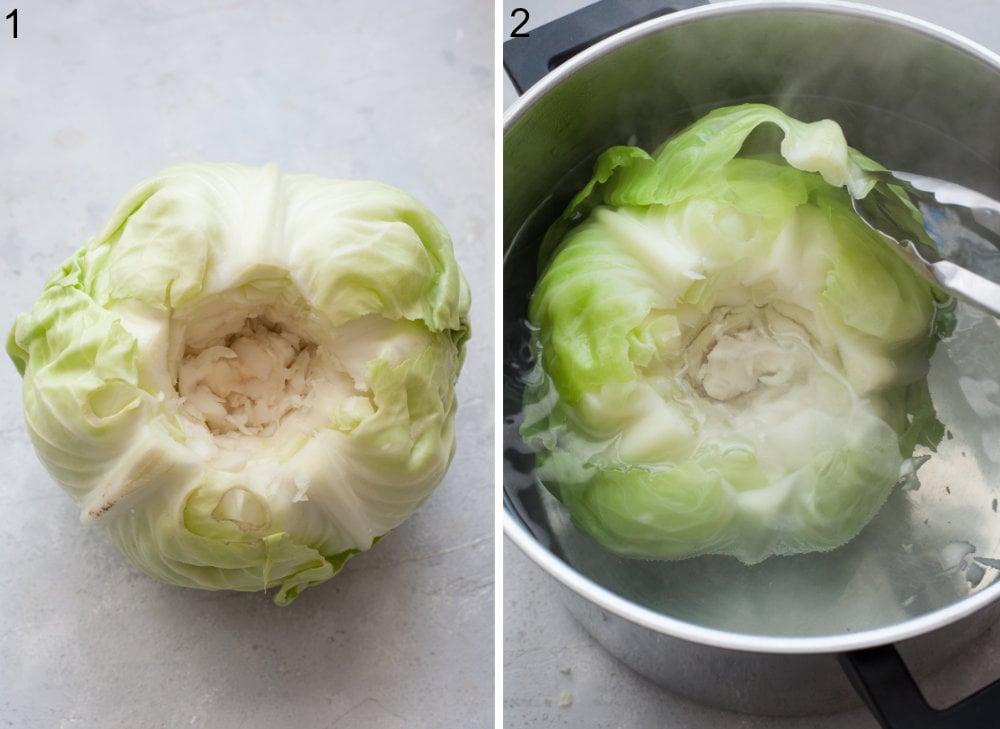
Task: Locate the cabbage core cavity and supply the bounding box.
[177,316,319,436]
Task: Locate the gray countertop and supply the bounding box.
[0,2,493,728]
[502,1,1000,728]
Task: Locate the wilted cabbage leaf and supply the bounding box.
[8,163,470,604]
[521,104,952,564]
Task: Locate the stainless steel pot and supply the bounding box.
[503,1,1000,724]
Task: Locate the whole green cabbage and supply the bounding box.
[521,104,951,564]
[8,163,470,604]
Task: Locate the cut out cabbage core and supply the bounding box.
[8,162,471,604]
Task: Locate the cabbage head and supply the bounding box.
[520,104,951,564]
[8,163,470,604]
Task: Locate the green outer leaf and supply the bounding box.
[538,103,882,269]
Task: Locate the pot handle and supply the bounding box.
[840,644,1000,729]
[503,0,708,95]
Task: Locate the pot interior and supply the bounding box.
[503,3,1000,642]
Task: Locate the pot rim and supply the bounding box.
[504,511,1000,654]
[502,0,1000,655]
[503,0,1000,132]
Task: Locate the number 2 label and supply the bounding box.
[510,8,529,38]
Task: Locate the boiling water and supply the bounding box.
[503,149,1000,639]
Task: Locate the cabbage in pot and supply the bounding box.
[520,104,952,564]
[8,163,471,604]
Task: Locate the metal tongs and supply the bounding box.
[851,169,1000,316]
